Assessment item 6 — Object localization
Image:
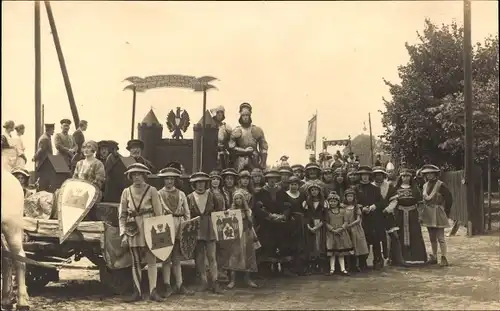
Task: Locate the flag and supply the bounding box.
[305,114,317,151]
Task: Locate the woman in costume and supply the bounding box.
[157,166,194,297]
[118,163,164,302]
[238,170,254,205]
[333,168,349,199]
[72,140,106,189]
[390,168,427,264]
[221,168,239,210]
[419,164,453,266]
[343,188,369,272]
[225,190,259,289]
[347,167,359,188]
[209,171,226,211]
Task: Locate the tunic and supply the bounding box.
[73,157,106,189]
[356,182,386,245]
[210,189,226,211]
[54,132,76,165]
[391,184,427,263]
[285,191,307,255]
[421,180,453,228]
[187,191,222,241]
[118,184,163,247]
[325,207,354,256]
[344,204,369,256]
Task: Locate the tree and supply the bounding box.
[342,134,387,166]
[381,19,499,170]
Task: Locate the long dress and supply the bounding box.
[325,208,354,256]
[284,191,307,257]
[392,184,427,263]
[302,200,327,260]
[343,204,369,256]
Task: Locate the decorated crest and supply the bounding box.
[167,107,190,139]
[211,209,244,242]
[178,216,200,260]
[144,214,176,261]
[57,179,101,243]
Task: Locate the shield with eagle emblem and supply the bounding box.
[144,215,176,261]
[167,107,190,139]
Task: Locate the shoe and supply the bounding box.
[440,256,449,267]
[340,270,350,276]
[246,279,258,288]
[226,281,235,289]
[428,255,438,265]
[177,285,194,296]
[149,288,164,302]
[325,270,335,276]
[212,282,224,294]
[161,285,174,298]
[123,289,142,303]
[197,282,209,292]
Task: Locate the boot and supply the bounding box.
[227,271,236,289]
[161,284,174,298]
[440,256,449,267]
[212,282,224,294]
[428,255,438,265]
[123,286,141,303]
[176,284,194,296]
[149,288,164,302]
[245,273,258,288]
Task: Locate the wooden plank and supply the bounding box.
[448,220,460,237]
[23,217,104,243]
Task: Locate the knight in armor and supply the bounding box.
[126,139,155,173]
[221,168,239,209]
[54,119,77,167]
[228,103,268,171]
[72,140,106,190]
[157,167,194,297]
[186,172,224,294]
[33,123,55,171]
[419,164,453,266]
[2,120,17,171]
[211,105,233,169]
[118,163,164,302]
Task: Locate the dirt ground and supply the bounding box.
[18,226,500,310]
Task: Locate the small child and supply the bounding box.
[343,188,369,272]
[324,192,353,276]
[303,182,326,274]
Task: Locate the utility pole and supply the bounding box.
[34,1,41,153]
[199,87,207,172]
[463,0,475,236]
[368,113,374,166]
[130,87,137,140]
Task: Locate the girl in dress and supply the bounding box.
[324,192,353,276]
[343,188,369,272]
[225,190,259,289]
[118,163,164,302]
[72,140,105,189]
[303,181,327,274]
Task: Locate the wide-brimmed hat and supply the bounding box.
[327,191,341,201]
[291,164,305,171]
[372,166,388,175]
[279,166,293,175]
[14,124,25,131]
[399,168,415,176]
[209,170,222,180]
[221,168,238,177]
[60,118,72,125]
[158,167,181,178]
[126,139,144,151]
[305,163,321,171]
[420,164,441,174]
[11,168,30,177]
[239,170,251,178]
[124,163,151,175]
[288,176,301,184]
[264,169,281,179]
[322,167,334,174]
[306,181,322,192]
[356,165,372,175]
[3,120,14,129]
[190,172,210,183]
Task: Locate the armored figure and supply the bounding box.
[211,105,233,169]
[228,103,268,171]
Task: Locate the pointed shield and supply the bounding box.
[178,216,201,260]
[57,179,101,243]
[144,215,175,261]
[211,210,244,242]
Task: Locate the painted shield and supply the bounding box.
[57,179,101,243]
[178,216,200,260]
[144,214,175,261]
[211,209,244,242]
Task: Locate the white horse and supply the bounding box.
[1,164,30,310]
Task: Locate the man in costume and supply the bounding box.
[11,124,27,169]
[220,168,239,210]
[33,123,55,170]
[54,118,77,166]
[126,139,155,173]
[211,105,233,169]
[355,165,386,270]
[228,102,268,171]
[372,166,406,267]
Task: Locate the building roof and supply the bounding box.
[42,155,70,173]
[141,109,161,126]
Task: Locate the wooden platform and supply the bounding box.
[23,217,104,244]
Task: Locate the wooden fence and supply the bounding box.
[441,167,484,235]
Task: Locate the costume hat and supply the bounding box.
[158,167,181,178]
[124,163,151,175]
[60,119,72,125]
[264,169,281,179]
[344,188,356,196]
[420,164,441,174]
[190,172,211,183]
[327,192,341,201]
[356,165,372,175]
[372,166,388,175]
[399,168,415,176]
[209,170,222,180]
[221,168,238,177]
[305,163,321,171]
[12,168,30,177]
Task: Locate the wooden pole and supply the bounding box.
[368,113,374,166]
[34,1,41,152]
[41,104,45,134]
[463,0,475,236]
[199,88,207,172]
[348,135,353,154]
[130,87,137,140]
[487,147,492,231]
[44,1,80,129]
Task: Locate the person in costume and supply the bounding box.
[11,124,27,169]
[157,166,194,297]
[238,170,254,204]
[300,163,326,193]
[333,167,349,199]
[186,172,224,294]
[291,164,305,183]
[419,164,453,266]
[251,167,265,190]
[97,140,111,164]
[225,190,259,289]
[209,171,226,211]
[324,192,353,276]
[11,168,31,197]
[343,188,369,272]
[70,120,88,169]
[278,165,294,191]
[118,163,164,302]
[72,140,106,189]
[321,167,336,195]
[54,118,77,166]
[390,168,427,264]
[372,166,406,267]
[211,105,233,169]
[221,168,239,209]
[102,141,124,202]
[2,120,18,171]
[126,139,155,173]
[302,181,327,274]
[355,165,386,270]
[33,123,54,170]
[228,102,268,171]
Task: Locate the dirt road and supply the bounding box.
[26,226,500,310]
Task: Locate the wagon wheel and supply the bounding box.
[26,265,59,294]
[99,265,133,296]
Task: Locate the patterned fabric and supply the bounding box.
[73,157,106,189]
[421,180,449,228]
[325,208,354,256]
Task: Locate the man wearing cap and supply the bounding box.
[54,118,77,166]
[2,120,17,171]
[291,164,305,184]
[221,168,238,209]
[33,123,55,170]
[211,105,233,169]
[419,164,453,266]
[355,165,386,270]
[126,139,155,173]
[228,102,268,171]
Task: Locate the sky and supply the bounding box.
[2,1,498,170]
